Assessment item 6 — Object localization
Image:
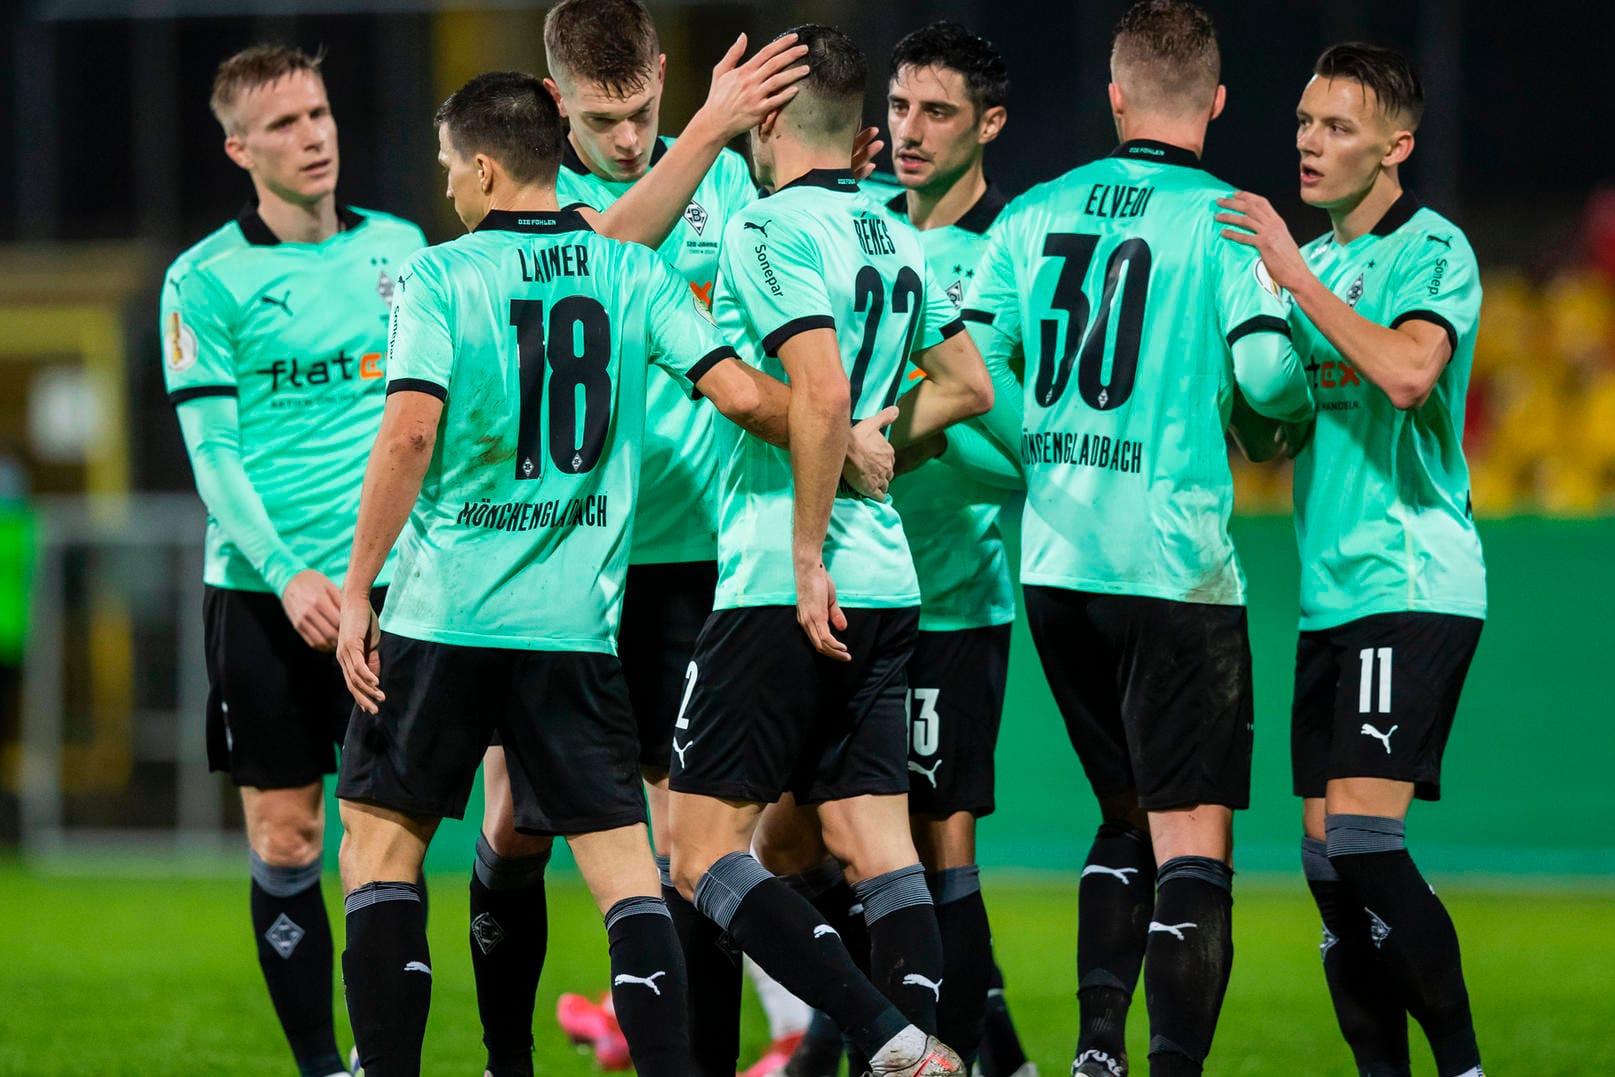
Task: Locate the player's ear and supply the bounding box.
[656,53,667,89]
[1209,84,1227,122]
[542,76,567,118]
[474,152,495,194]
[976,105,1007,146]
[223,133,251,172]
[1107,82,1125,119]
[1383,127,1415,169]
[759,108,781,138]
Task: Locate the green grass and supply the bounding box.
[1,865,1610,1075]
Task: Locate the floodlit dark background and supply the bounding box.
[0,0,1610,875]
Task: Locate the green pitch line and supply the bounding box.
[1,865,1610,1075]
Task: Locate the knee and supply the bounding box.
[754,823,827,876]
[669,848,715,903]
[483,822,553,861]
[253,813,322,866]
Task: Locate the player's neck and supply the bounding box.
[1115,118,1205,160]
[1329,168,1403,245]
[905,161,988,232]
[487,185,562,214]
[768,140,852,191]
[253,186,340,244]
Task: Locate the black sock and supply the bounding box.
[927,866,992,1064]
[1143,856,1235,1076]
[1076,820,1155,1075]
[977,956,1030,1077]
[855,864,945,1034]
[343,881,431,1077]
[1303,836,1411,1077]
[1327,816,1482,1077]
[249,853,343,1077]
[663,855,742,1077]
[695,852,909,1061]
[605,896,691,1077]
[786,1009,846,1077]
[469,835,549,1077]
[782,860,865,1076]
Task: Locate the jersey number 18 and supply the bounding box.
[508,297,613,480]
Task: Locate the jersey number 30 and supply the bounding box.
[1036,234,1152,411]
[508,297,612,481]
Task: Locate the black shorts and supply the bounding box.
[905,624,1012,817]
[1024,586,1254,812]
[336,633,645,836]
[620,560,718,771]
[203,584,384,789]
[669,605,918,806]
[1291,612,1483,802]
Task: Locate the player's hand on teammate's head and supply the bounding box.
[851,127,886,182]
[795,561,851,663]
[280,569,342,653]
[336,593,385,714]
[844,405,900,498]
[1215,191,1308,291]
[697,32,810,141]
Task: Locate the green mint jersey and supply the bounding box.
[1290,193,1486,629]
[711,169,963,610]
[965,141,1305,605]
[160,205,426,592]
[380,209,735,652]
[864,174,1019,630]
[556,136,757,565]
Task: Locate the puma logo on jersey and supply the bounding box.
[907,759,943,788]
[813,924,839,939]
[260,290,293,316]
[1148,921,1198,941]
[743,220,770,238]
[1081,865,1140,885]
[901,973,943,1002]
[613,971,667,995]
[1359,723,1399,754]
[672,738,692,768]
[1425,233,1452,249]
[403,961,432,975]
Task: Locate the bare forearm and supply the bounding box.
[346,433,431,598]
[1290,275,1445,408]
[594,117,727,250]
[789,395,848,566]
[889,379,981,447]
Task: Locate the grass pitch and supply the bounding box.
[1,864,1609,1076]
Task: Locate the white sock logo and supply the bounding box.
[1359,723,1399,754]
[1320,925,1339,958]
[1148,921,1198,941]
[402,961,432,975]
[1081,865,1140,885]
[901,973,943,1002]
[613,971,668,996]
[671,738,692,768]
[907,759,943,788]
[1366,908,1392,949]
[813,924,839,939]
[1075,1049,1125,1076]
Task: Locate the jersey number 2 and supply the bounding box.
[1036,234,1151,411]
[508,297,612,480]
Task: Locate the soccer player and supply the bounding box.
[159,45,425,1077]
[870,22,1033,1076]
[1216,43,1487,1077]
[331,70,853,1076]
[963,3,1314,1075]
[666,24,993,1077]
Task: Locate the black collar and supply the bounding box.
[1369,189,1423,237]
[236,203,365,246]
[778,168,860,194]
[474,208,595,235]
[561,134,669,178]
[883,181,1007,235]
[1108,139,1201,169]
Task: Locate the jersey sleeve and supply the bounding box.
[642,252,738,392]
[1213,232,1296,348]
[159,265,239,404]
[1387,229,1480,357]
[960,217,1027,456]
[720,206,833,356]
[914,260,967,353]
[385,253,454,400]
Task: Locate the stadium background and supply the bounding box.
[0,1,1612,1074]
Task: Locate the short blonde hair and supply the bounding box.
[209,44,325,133]
[1110,0,1220,117]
